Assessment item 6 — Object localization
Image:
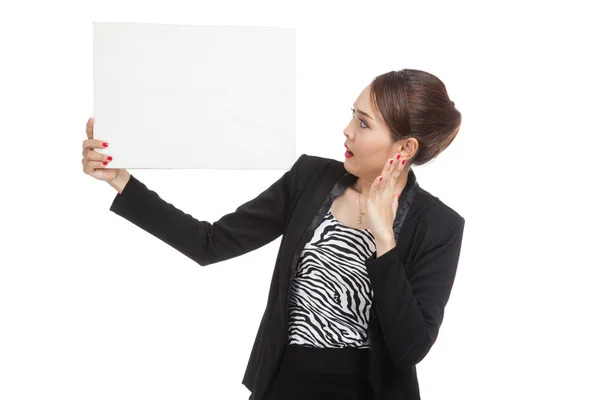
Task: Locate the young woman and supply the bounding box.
[81,68,465,400]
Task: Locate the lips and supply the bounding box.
[345,145,354,155]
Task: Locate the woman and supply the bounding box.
[81,68,465,400]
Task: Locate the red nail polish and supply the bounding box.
[389,159,393,164]
[398,194,401,199]
[396,154,401,160]
[103,143,108,147]
[402,160,406,165]
[107,156,113,161]
[379,177,383,182]
[103,161,108,165]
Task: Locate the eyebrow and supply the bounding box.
[352,105,374,121]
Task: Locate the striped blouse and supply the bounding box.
[287,208,377,349]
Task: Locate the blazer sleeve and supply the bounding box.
[109,154,307,266]
[365,210,465,368]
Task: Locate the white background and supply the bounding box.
[1,1,599,399]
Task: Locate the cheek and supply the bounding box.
[363,146,392,169]
[357,140,383,158]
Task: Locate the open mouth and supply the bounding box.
[345,145,354,158]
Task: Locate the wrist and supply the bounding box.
[374,231,396,258]
[108,169,131,194]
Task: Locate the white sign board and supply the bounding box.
[93,22,296,169]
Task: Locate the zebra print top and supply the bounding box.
[287,208,377,348]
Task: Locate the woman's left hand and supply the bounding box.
[366,153,406,240]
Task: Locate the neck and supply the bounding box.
[354,169,409,197]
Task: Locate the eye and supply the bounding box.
[351,108,368,129]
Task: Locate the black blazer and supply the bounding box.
[109,153,466,400]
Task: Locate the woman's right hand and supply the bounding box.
[81,117,123,182]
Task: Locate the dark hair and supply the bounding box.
[369,69,461,166]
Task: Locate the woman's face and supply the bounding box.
[343,84,399,179]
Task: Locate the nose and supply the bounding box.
[343,124,352,140]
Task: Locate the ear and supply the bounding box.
[397,138,418,161]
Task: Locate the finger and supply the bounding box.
[369,174,383,201]
[385,155,406,190]
[387,156,404,186]
[86,117,94,139]
[377,154,403,195]
[392,191,400,216]
[380,157,394,178]
[82,161,96,175]
[83,157,111,169]
[82,138,108,151]
[389,169,402,187]
[82,148,112,162]
[381,156,400,180]
[377,157,395,196]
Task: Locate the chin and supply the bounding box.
[343,159,356,173]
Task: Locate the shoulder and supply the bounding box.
[412,186,465,236]
[293,153,337,170]
[290,153,341,184]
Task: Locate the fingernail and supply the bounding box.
[379,177,383,182]
[389,159,393,164]
[103,142,108,147]
[103,161,108,165]
[107,156,113,161]
[402,160,406,165]
[396,154,401,160]
[398,194,401,199]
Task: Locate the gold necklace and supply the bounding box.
[356,180,367,225]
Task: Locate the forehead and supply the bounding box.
[355,84,373,109]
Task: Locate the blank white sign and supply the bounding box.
[92,22,296,169]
